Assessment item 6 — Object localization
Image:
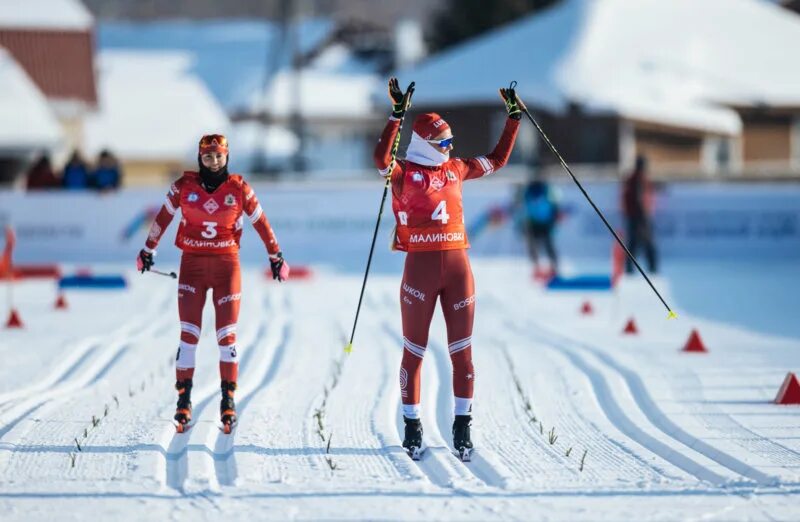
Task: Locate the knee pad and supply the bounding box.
[218,343,238,363]
[176,341,197,369]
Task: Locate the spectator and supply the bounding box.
[622,154,658,274]
[62,150,90,190]
[25,153,60,190]
[521,171,560,277]
[92,150,122,191]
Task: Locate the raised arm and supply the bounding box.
[461,117,520,180]
[461,84,523,180]
[374,77,415,178]
[374,116,403,178]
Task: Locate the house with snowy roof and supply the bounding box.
[83,50,230,186]
[0,48,62,184]
[0,0,97,156]
[98,18,410,175]
[395,0,800,178]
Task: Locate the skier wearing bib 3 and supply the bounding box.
[375,78,521,459]
[137,134,290,433]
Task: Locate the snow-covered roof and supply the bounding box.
[0,47,61,151]
[397,0,800,135]
[254,69,380,119]
[0,0,93,31]
[83,51,230,161]
[97,19,335,112]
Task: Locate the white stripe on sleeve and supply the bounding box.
[247,204,263,224]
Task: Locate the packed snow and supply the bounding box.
[0,256,798,520]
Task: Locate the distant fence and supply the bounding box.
[1,179,798,271]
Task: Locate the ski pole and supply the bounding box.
[151,269,177,279]
[512,81,676,319]
[345,82,414,354]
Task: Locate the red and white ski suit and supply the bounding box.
[145,171,280,383]
[374,116,519,418]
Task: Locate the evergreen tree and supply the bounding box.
[430,0,561,51]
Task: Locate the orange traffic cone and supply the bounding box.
[580,301,593,315]
[682,329,707,353]
[775,372,800,405]
[622,318,638,335]
[5,308,23,328]
[55,293,68,310]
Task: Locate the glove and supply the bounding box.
[388,77,415,118]
[499,82,524,120]
[269,252,290,282]
[137,248,154,273]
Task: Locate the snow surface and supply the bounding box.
[83,50,230,161]
[0,48,62,151]
[0,0,92,31]
[0,258,798,520]
[397,0,800,134]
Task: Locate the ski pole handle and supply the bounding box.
[151,269,177,279]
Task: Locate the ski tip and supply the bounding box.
[344,343,353,354]
[667,310,678,320]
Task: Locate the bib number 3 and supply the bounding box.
[201,221,218,239]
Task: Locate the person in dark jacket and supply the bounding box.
[622,155,658,274]
[521,172,560,277]
[25,153,60,190]
[92,150,122,191]
[62,150,90,190]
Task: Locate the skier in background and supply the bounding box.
[137,134,290,433]
[622,154,658,274]
[521,171,560,278]
[374,77,520,459]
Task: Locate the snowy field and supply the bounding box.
[1,258,799,521]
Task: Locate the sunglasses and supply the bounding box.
[426,136,454,148]
[199,134,229,150]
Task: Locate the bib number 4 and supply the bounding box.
[431,200,450,224]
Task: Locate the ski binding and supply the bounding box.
[405,445,425,461]
[455,447,472,462]
[219,418,237,434]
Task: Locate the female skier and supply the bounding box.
[374,78,521,459]
[137,134,289,433]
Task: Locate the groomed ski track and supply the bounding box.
[0,262,798,521]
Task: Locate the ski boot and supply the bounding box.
[174,379,193,433]
[452,415,473,462]
[220,380,237,434]
[402,416,424,460]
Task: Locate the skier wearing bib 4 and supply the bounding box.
[375,78,521,459]
[137,134,290,433]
